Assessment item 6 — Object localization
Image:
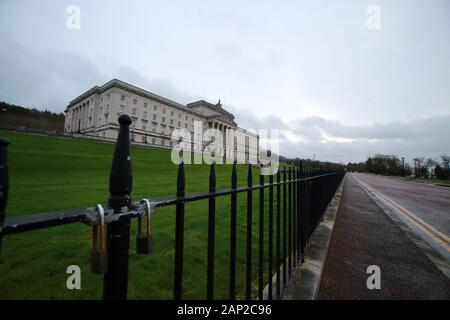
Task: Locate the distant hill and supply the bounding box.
[0,101,64,134]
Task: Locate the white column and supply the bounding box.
[73,107,77,132]
[81,105,84,130]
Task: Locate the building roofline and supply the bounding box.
[65,79,203,117]
[187,99,235,120]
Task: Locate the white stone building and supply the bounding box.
[64,79,259,163]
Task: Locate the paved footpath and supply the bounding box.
[317,174,450,299]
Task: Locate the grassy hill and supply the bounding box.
[0,130,290,299]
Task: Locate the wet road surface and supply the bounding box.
[318,175,450,299]
[353,173,450,236]
[353,173,450,268]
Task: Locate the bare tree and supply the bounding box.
[441,154,450,170]
[423,158,438,178]
[424,158,437,168]
[413,157,425,177]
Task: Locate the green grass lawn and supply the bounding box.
[0,130,293,299]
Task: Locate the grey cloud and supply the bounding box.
[1,40,448,164]
[0,41,104,111]
[0,41,197,112]
[229,106,450,163]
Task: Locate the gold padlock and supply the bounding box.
[136,199,152,255]
[91,204,107,274]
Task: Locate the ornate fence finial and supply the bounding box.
[108,115,133,211]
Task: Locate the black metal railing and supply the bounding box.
[0,115,345,300]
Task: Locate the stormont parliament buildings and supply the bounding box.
[64,79,259,162]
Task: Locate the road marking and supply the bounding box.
[361,179,450,244]
[353,175,450,252]
[390,176,450,190]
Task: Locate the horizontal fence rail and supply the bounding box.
[0,115,345,300]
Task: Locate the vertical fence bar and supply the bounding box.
[282,167,287,289]
[268,174,274,300]
[310,168,313,234]
[258,172,264,300]
[309,168,313,239]
[0,138,10,252]
[288,167,292,279]
[297,165,300,265]
[299,161,305,262]
[246,164,253,300]
[306,168,311,241]
[206,163,216,300]
[229,162,238,300]
[292,165,297,268]
[104,115,133,300]
[173,160,186,300]
[276,169,281,298]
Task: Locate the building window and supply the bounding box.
[153,114,157,121]
[185,116,188,120]
[162,117,166,123]
[121,94,125,101]
[132,108,137,116]
[143,111,147,118]
[163,108,166,114]
[178,121,181,127]
[171,111,174,116]
[133,98,137,104]
[185,123,188,128]
[144,102,148,108]
[119,105,125,113]
[170,119,174,125]
[142,123,146,130]
[192,118,194,122]
[154,105,157,111]
[152,138,156,144]
[178,113,181,118]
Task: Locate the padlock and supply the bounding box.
[136,199,153,255]
[91,204,108,274]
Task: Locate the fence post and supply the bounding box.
[245,164,253,300]
[174,160,186,300]
[0,138,10,252]
[206,162,216,300]
[229,161,237,300]
[103,115,133,300]
[258,171,264,299]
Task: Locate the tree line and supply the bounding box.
[0,101,65,134]
[283,156,345,171]
[346,154,450,180]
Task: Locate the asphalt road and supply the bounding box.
[318,175,450,299]
[352,173,450,270]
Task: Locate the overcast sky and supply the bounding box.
[0,0,449,163]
